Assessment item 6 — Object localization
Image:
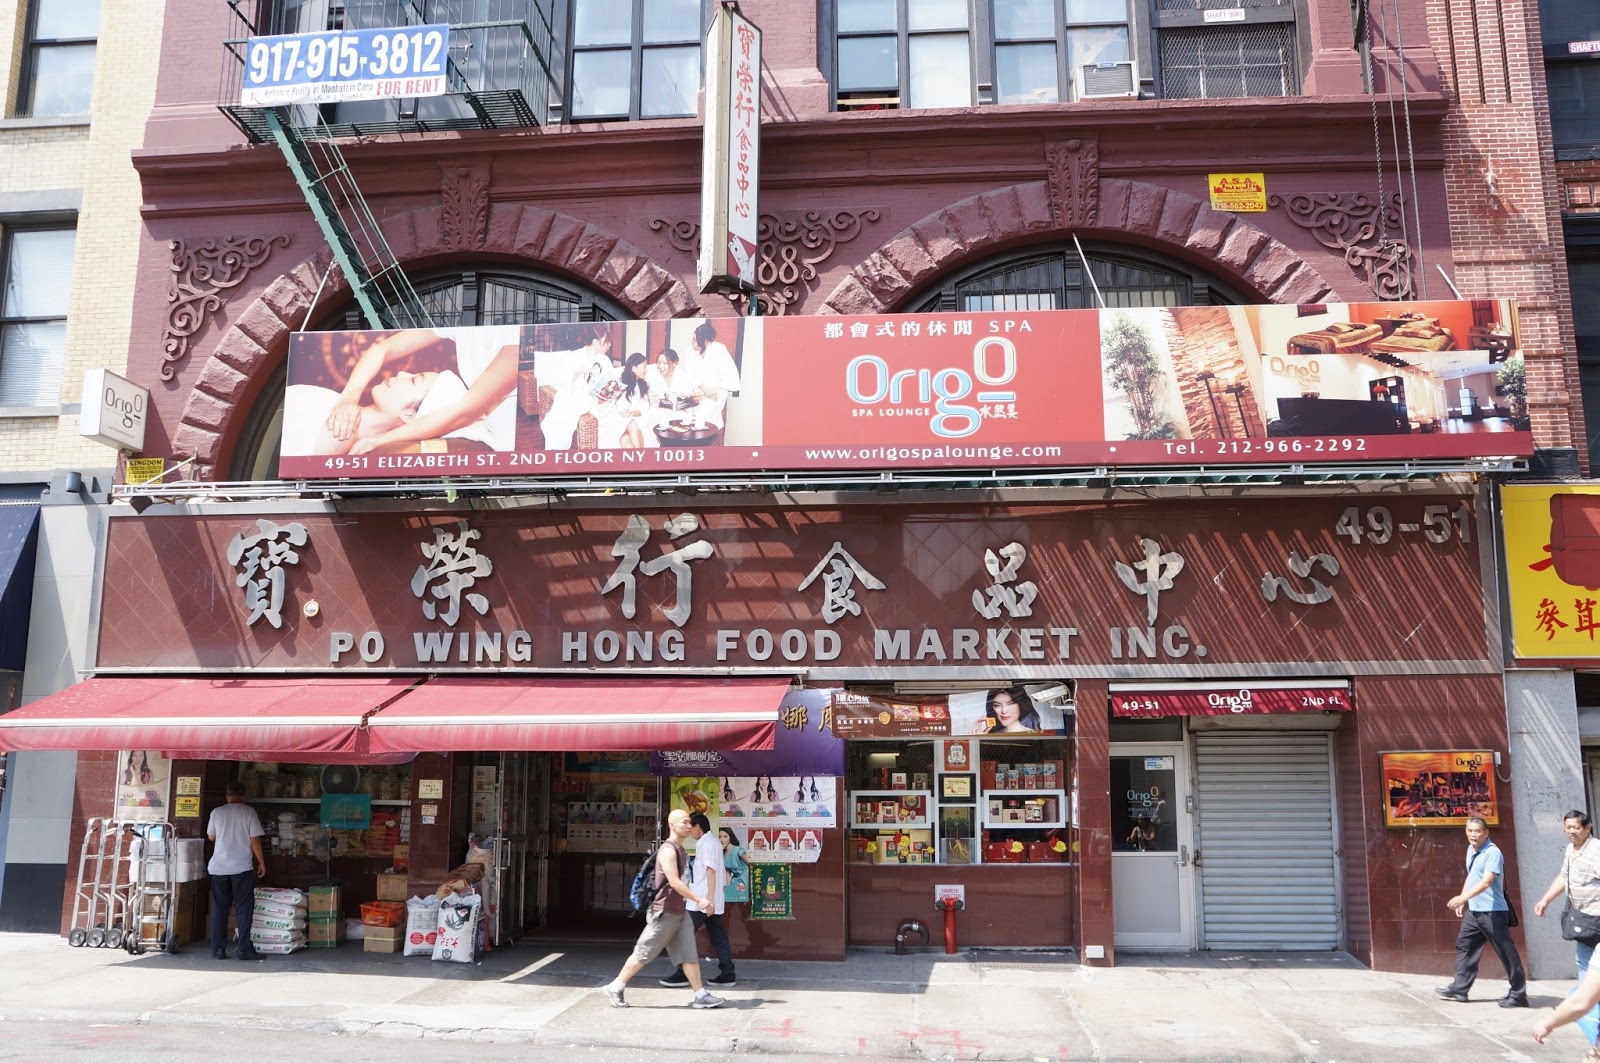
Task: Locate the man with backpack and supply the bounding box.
[659,811,736,989]
[601,808,726,1009]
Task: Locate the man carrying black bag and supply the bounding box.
[1535,809,1600,977]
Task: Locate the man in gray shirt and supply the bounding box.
[207,782,266,960]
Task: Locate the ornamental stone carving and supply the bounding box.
[648,208,883,315]
[162,235,292,380]
[1267,192,1416,300]
[440,161,491,251]
[1045,138,1099,228]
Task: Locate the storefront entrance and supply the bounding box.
[1110,743,1195,949]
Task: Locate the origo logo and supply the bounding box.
[1207,688,1255,714]
[845,336,1019,438]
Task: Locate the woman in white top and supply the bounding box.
[533,324,614,450]
[603,353,659,449]
[688,322,741,429]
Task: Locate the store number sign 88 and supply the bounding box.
[1334,503,1472,546]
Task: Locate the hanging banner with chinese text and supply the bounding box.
[276,300,1530,482]
[1503,485,1600,660]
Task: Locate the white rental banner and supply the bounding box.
[697,4,761,293]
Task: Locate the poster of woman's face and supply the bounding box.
[114,750,171,822]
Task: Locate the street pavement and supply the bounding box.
[0,930,1589,1061]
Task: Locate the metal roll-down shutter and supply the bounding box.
[1194,732,1340,950]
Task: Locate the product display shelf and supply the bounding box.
[847,789,932,829]
[980,788,1066,829]
[254,798,411,806]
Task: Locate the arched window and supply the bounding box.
[228,268,626,480]
[909,242,1242,313]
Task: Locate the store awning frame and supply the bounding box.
[0,674,792,762]
[0,675,420,763]
[364,675,789,754]
[1109,680,1352,718]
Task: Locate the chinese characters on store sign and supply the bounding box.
[217,510,1450,665]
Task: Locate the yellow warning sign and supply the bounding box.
[175,796,201,819]
[125,457,166,485]
[1208,172,1267,212]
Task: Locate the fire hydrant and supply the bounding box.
[938,896,963,954]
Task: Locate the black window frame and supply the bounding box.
[908,241,1242,314]
[822,0,1312,110]
[559,0,705,123]
[1540,0,1600,161]
[15,0,100,119]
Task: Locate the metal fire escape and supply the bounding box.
[219,0,558,330]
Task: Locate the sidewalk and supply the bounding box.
[0,931,1586,1061]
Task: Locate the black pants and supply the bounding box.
[691,909,735,977]
[1446,909,1526,998]
[209,870,257,954]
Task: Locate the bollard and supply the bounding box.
[894,917,929,954]
[938,896,963,954]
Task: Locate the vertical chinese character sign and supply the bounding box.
[698,5,761,293]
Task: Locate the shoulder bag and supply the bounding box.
[1564,861,1600,943]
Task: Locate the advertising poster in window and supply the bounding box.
[749,862,793,920]
[113,750,171,823]
[669,775,832,863]
[276,301,1529,482]
[1380,750,1500,828]
[830,687,1074,738]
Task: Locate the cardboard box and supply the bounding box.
[307,913,343,947]
[374,873,408,902]
[363,923,403,952]
[307,885,342,916]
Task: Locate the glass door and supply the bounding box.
[1110,742,1195,948]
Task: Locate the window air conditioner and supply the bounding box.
[1078,61,1137,99]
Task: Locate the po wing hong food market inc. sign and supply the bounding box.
[276,300,1530,481]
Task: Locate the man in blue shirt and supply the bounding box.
[1437,816,1528,1007]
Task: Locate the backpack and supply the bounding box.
[627,845,661,917]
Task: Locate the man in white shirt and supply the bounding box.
[1534,809,1600,976]
[660,811,736,988]
[207,782,267,960]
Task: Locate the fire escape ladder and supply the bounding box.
[261,106,431,331]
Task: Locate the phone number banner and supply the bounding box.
[241,25,449,107]
[276,300,1529,482]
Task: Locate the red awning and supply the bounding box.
[364,676,786,754]
[0,676,419,763]
[1109,681,1352,717]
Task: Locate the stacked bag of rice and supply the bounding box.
[251,887,308,954]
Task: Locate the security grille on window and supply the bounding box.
[1151,0,1298,100]
[17,0,100,118]
[911,245,1237,314]
[0,228,77,409]
[567,0,702,120]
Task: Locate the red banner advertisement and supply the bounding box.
[276,300,1528,480]
[1110,682,1352,717]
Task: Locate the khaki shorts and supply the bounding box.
[630,908,697,968]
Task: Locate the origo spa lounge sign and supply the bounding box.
[275,300,1529,481]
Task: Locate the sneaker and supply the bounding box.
[1434,987,1468,1002]
[603,983,628,1008]
[658,972,690,987]
[690,991,726,1009]
[709,973,738,987]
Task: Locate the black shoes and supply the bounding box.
[1435,987,1469,1002]
[709,973,737,987]
[658,972,690,987]
[211,948,227,960]
[1499,995,1529,1008]
[237,948,264,961]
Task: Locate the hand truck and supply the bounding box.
[124,820,181,955]
[67,818,131,949]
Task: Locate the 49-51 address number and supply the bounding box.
[1334,502,1472,546]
